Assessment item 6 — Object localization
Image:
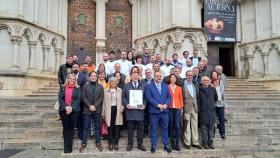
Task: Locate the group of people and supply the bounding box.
[57,47,227,154]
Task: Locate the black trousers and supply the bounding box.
[127,120,144,146]
[144,108,150,135]
[201,124,215,145]
[108,106,120,145]
[59,111,79,153]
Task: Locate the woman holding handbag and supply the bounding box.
[58,74,81,153]
[102,77,124,151]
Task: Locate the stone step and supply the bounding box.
[227,82,264,87]
[226,101,280,106]
[0,97,56,105]
[226,127,280,136]
[44,84,60,88]
[228,107,280,113]
[0,120,61,129]
[228,120,280,127]
[38,87,60,92]
[226,93,280,96]
[32,91,58,95]
[227,97,280,100]
[226,91,280,95]
[25,94,57,97]
[226,113,280,120]
[2,134,279,151]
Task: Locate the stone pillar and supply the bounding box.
[171,0,175,26]
[246,55,254,79]
[9,36,22,71]
[254,0,260,40]
[42,45,51,73]
[137,0,141,36]
[190,0,195,27]
[95,0,107,64]
[27,41,37,73]
[159,0,163,30]
[262,53,270,78]
[33,0,39,24]
[18,0,24,18]
[46,0,52,29]
[270,0,277,37]
[160,46,167,60]
[130,0,137,43]
[240,2,245,42]
[147,0,151,34]
[96,46,106,66]
[58,0,63,33]
[173,42,182,54]
[240,56,246,78]
[54,48,62,73]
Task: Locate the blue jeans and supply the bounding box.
[216,107,225,136]
[81,113,101,145]
[168,109,181,144]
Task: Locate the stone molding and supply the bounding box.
[134,27,208,57]
[0,18,65,50]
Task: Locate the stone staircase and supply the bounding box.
[0,78,280,157]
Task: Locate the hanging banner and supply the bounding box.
[204,0,237,42]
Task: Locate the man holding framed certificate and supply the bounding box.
[122,72,147,152]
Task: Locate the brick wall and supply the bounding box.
[105,0,132,58]
[67,0,96,63]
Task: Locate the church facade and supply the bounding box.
[0,0,280,96]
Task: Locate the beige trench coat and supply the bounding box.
[101,87,124,127]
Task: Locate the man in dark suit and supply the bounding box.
[80,71,104,153]
[122,72,147,151]
[141,68,154,137]
[189,49,202,67]
[198,76,218,149]
[58,55,73,87]
[71,63,87,140]
[145,71,172,153]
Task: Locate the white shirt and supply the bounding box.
[179,58,188,66]
[191,57,199,67]
[145,63,153,71]
[106,61,116,75]
[160,65,175,77]
[116,59,132,76]
[180,66,194,78]
[97,61,112,76]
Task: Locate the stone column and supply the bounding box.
[160,46,167,60]
[42,45,51,73]
[33,0,39,24]
[46,0,52,29]
[270,0,276,37]
[240,56,246,78]
[130,0,137,43]
[254,0,260,40]
[173,42,182,54]
[96,46,106,66]
[190,0,195,27]
[246,55,254,79]
[58,0,63,33]
[95,0,107,64]
[171,0,175,26]
[159,0,163,30]
[262,53,270,78]
[147,0,151,34]
[9,36,22,71]
[54,48,62,73]
[18,0,24,18]
[240,2,245,42]
[137,0,141,36]
[27,41,37,74]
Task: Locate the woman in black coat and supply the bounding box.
[198,76,218,150]
[58,74,81,153]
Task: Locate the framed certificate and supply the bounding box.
[129,90,143,109]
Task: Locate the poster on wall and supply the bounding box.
[204,0,237,42]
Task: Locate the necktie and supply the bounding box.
[157,84,161,94]
[134,82,137,89]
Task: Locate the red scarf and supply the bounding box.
[65,84,75,106]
